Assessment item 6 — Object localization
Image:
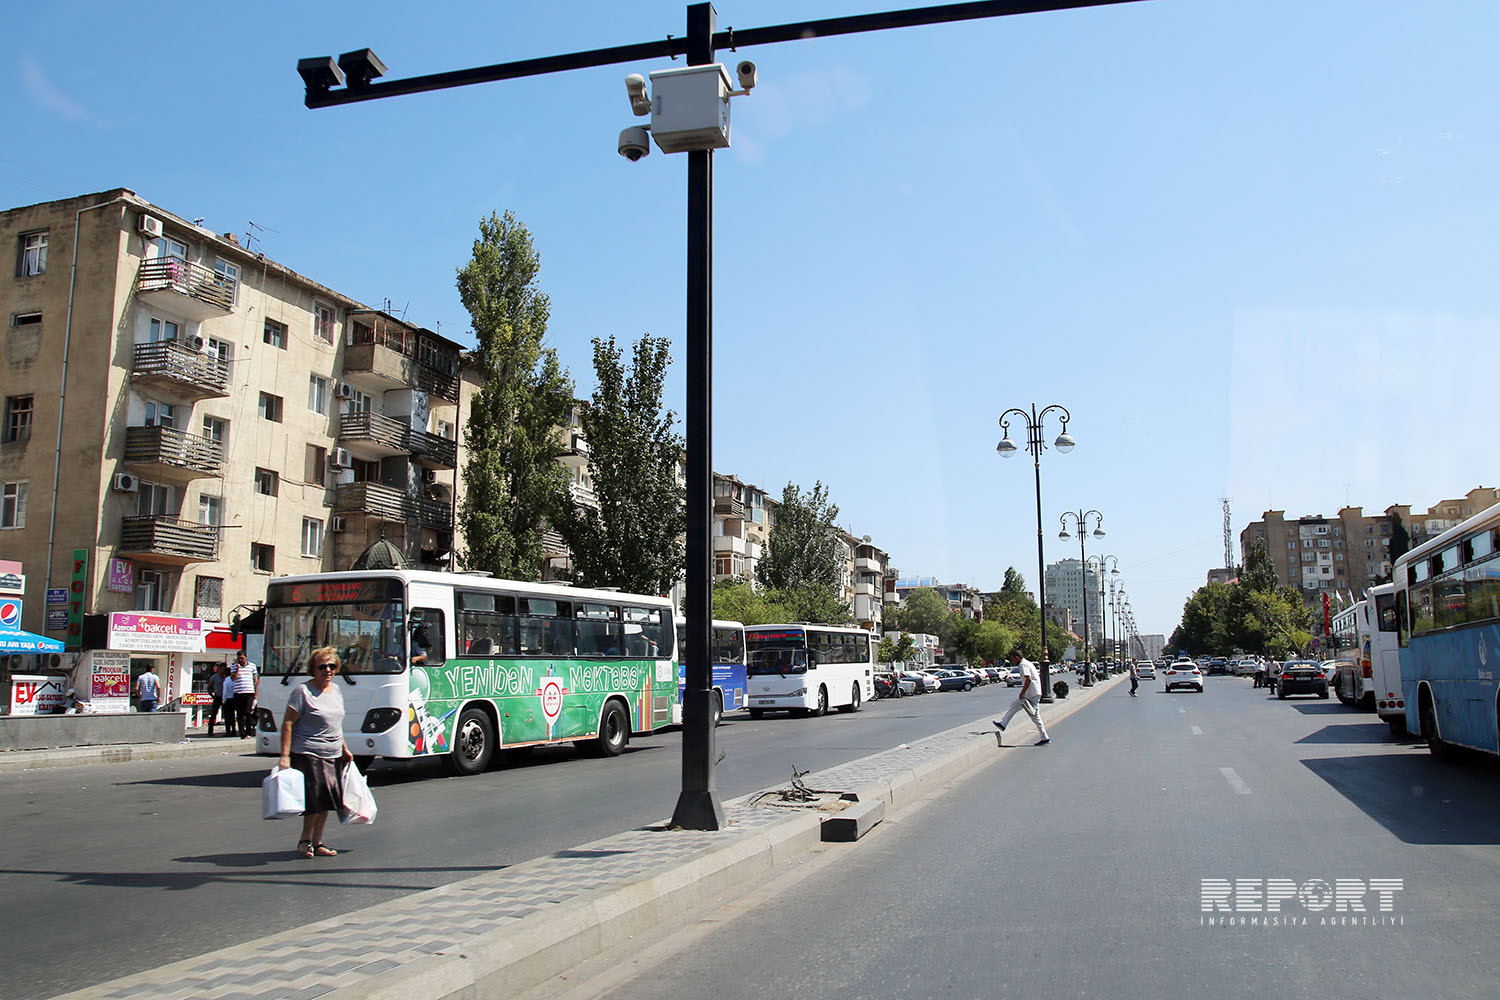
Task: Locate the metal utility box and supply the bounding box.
[649,63,733,153]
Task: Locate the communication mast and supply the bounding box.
[1221,497,1233,570]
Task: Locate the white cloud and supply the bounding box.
[22,55,89,122]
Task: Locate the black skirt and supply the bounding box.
[290,753,343,814]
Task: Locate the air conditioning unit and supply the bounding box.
[112,473,140,493]
[337,382,356,400]
[330,516,347,533]
[188,334,206,351]
[421,468,437,485]
[331,448,353,468]
[138,215,164,239]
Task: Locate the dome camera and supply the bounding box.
[618,125,651,162]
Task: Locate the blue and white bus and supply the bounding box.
[672,618,747,727]
[1396,502,1500,758]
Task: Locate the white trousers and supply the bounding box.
[999,695,1048,739]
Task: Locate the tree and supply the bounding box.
[1389,512,1410,564]
[556,335,684,594]
[1239,537,1278,593]
[457,211,573,580]
[998,567,1030,604]
[877,633,916,666]
[757,482,842,591]
[778,584,855,626]
[712,579,791,626]
[901,588,949,636]
[974,620,1018,664]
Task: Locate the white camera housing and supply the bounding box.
[618,125,651,161]
[624,73,652,117]
[735,61,757,91]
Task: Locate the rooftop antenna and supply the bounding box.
[244,220,278,252]
[1221,497,1233,570]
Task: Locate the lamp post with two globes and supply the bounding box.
[1059,510,1105,683]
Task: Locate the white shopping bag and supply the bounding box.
[262,766,305,820]
[339,762,378,825]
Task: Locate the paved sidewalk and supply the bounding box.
[53,675,1121,1000]
[0,732,256,772]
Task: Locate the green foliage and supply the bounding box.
[1389,513,1410,565]
[900,588,950,636]
[984,567,1060,662]
[556,334,684,595]
[1168,546,1315,657]
[711,579,853,627]
[974,620,1017,664]
[877,632,916,666]
[757,482,842,592]
[457,211,573,580]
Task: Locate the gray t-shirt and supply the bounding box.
[286,681,346,758]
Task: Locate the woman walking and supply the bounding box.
[278,646,353,858]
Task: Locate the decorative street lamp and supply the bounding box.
[997,404,1073,703]
[1090,554,1119,664]
[1059,510,1105,682]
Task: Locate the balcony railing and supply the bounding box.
[409,429,457,469]
[124,425,225,477]
[713,534,748,555]
[333,482,452,531]
[714,496,746,518]
[131,340,230,399]
[136,257,235,319]
[338,410,409,454]
[119,516,219,564]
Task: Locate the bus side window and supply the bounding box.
[411,609,446,666]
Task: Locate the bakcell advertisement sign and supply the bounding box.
[107,613,206,653]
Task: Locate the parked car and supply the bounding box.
[1234,658,1258,676]
[935,669,975,692]
[904,671,940,693]
[1277,659,1329,699]
[1319,659,1340,685]
[1164,660,1204,693]
[982,667,1004,684]
[1206,657,1230,676]
[874,672,917,698]
[1136,662,1156,680]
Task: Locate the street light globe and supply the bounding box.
[1058,528,1071,541]
[1054,432,1075,453]
[1093,527,1106,539]
[996,436,1017,457]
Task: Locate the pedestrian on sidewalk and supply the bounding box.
[231,650,258,739]
[207,664,233,736]
[279,646,354,859]
[993,648,1050,745]
[136,664,160,713]
[1129,660,1139,697]
[1253,660,1266,689]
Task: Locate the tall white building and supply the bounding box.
[1044,559,1104,645]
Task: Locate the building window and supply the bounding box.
[203,337,233,364]
[313,302,336,344]
[3,395,34,443]
[135,569,166,612]
[213,259,239,305]
[1,481,27,528]
[143,399,176,428]
[11,312,42,327]
[198,493,222,527]
[352,458,380,483]
[304,444,327,485]
[263,318,288,349]
[308,375,330,415]
[346,388,372,414]
[301,517,324,558]
[202,415,227,448]
[258,392,283,422]
[17,231,47,276]
[136,480,174,516]
[147,317,180,343]
[195,576,224,622]
[250,543,274,573]
[254,467,278,496]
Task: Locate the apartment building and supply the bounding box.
[888,577,985,622]
[711,474,775,585]
[1239,488,1499,607]
[850,538,890,633]
[0,189,472,690]
[1042,559,1104,640]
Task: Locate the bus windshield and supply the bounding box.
[747,647,808,675]
[264,600,407,675]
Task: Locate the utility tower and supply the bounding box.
[1221,497,1233,570]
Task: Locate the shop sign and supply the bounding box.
[89,651,131,713]
[106,559,134,594]
[10,675,66,716]
[0,572,23,595]
[107,613,205,653]
[66,549,89,651]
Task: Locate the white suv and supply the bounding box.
[1163,660,1204,693]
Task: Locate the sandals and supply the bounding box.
[296,840,315,858]
[296,841,338,857]
[313,843,338,857]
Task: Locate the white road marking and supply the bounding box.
[1219,766,1252,795]
[1191,725,1203,735]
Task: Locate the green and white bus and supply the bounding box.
[252,570,676,775]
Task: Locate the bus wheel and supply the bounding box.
[711,690,724,728]
[810,686,828,718]
[838,682,861,713]
[449,708,495,776]
[748,708,765,720]
[587,700,629,758]
[353,755,375,775]
[1421,696,1454,761]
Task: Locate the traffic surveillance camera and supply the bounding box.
[618,125,651,161]
[736,61,758,91]
[625,73,652,116]
[337,48,387,89]
[297,56,345,94]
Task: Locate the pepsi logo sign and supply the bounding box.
[0,600,20,628]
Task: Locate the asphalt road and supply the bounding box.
[538,675,1500,1000]
[2,682,1022,1000]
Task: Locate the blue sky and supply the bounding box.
[8,1,1498,639]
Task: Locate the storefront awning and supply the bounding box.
[0,627,65,653]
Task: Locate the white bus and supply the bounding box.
[1365,583,1405,734]
[1330,598,1374,709]
[252,571,677,776]
[743,624,875,718]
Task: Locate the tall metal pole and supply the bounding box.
[1029,405,1053,703]
[672,2,725,831]
[1078,521,1090,678]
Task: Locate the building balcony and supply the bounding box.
[119,515,219,565]
[714,496,746,518]
[854,556,882,573]
[136,258,235,320]
[130,341,230,401]
[123,425,225,480]
[343,319,462,404]
[713,534,748,555]
[409,429,457,470]
[333,483,452,531]
[569,483,599,509]
[338,410,410,459]
[854,581,878,597]
[541,529,570,556]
